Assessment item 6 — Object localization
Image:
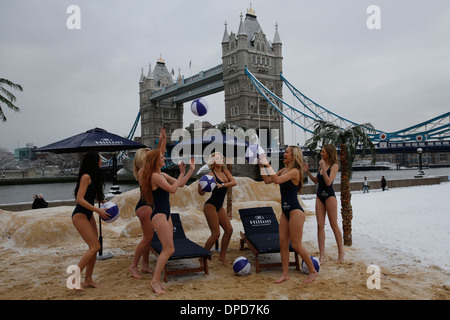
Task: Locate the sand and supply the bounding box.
[0,177,448,300]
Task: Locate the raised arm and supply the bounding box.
[157,128,167,155]
[304,162,318,184]
[258,154,295,185]
[320,160,338,187]
[178,158,195,187]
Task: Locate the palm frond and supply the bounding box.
[0,78,23,122]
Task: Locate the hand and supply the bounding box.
[97,208,110,221]
[303,162,310,172]
[258,154,269,166]
[178,161,186,175]
[197,182,205,195]
[319,159,325,169]
[159,128,166,141]
[189,157,195,171]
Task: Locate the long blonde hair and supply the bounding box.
[133,148,151,180]
[207,152,226,171]
[285,145,303,192]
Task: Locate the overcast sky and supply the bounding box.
[1,0,449,152]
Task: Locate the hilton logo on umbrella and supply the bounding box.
[95,138,124,146]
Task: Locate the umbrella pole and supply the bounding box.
[97,204,113,260]
[99,217,103,255]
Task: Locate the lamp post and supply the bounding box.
[314,146,321,193]
[315,146,321,172]
[414,148,425,178]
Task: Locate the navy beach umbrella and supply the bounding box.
[37,127,146,259]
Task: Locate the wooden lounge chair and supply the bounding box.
[239,206,300,273]
[151,213,212,282]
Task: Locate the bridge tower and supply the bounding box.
[221,5,284,147]
[139,56,183,149]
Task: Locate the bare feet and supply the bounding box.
[274,274,290,284]
[82,280,98,288]
[319,254,326,264]
[218,256,229,267]
[141,265,154,274]
[128,265,141,278]
[303,272,318,283]
[337,251,345,263]
[151,280,166,295]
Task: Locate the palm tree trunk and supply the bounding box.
[339,143,353,246]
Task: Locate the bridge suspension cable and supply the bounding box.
[245,67,450,144]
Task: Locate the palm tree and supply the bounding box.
[305,120,376,246]
[0,78,23,122]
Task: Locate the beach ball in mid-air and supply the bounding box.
[190,98,208,117]
[100,201,120,223]
[245,144,265,164]
[233,256,251,276]
[301,256,320,274]
[199,174,217,192]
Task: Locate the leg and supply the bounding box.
[203,204,220,252]
[72,213,100,288]
[151,214,174,295]
[325,197,345,262]
[289,210,318,283]
[274,213,291,283]
[315,197,327,263]
[129,206,154,278]
[217,207,233,266]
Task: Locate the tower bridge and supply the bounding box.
[139,6,283,151]
[149,64,224,103]
[135,5,449,158]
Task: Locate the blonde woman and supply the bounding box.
[304,144,344,263]
[198,152,236,266]
[128,129,166,278]
[259,146,318,283]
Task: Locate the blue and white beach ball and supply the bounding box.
[199,174,217,192]
[233,256,251,276]
[190,98,209,117]
[301,256,320,274]
[245,144,265,164]
[100,201,120,223]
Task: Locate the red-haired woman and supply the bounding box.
[140,150,194,294]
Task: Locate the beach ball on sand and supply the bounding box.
[100,201,120,223]
[190,98,209,117]
[233,256,251,276]
[199,174,217,192]
[301,256,320,274]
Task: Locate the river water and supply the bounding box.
[0,167,449,205]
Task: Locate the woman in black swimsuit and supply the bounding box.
[72,151,109,289]
[141,150,194,294]
[128,129,167,278]
[198,152,236,266]
[260,146,318,284]
[304,144,344,263]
